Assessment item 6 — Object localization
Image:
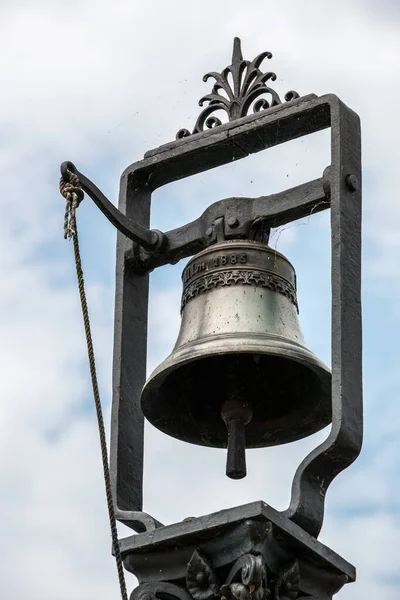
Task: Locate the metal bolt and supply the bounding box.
[228,217,239,228]
[346,174,359,192]
[206,227,213,237]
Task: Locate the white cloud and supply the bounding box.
[0,0,399,598]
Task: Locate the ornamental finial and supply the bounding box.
[232,37,243,64]
[176,38,300,140]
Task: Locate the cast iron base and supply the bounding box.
[120,502,354,600]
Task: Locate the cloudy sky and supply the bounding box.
[0,0,399,598]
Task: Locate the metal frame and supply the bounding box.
[113,93,362,539]
[60,37,364,599]
[63,91,362,540]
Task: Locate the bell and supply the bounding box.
[141,240,331,479]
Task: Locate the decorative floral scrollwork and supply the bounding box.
[274,560,300,600]
[181,270,298,313]
[131,553,333,600]
[131,582,193,600]
[222,554,266,600]
[186,550,218,600]
[185,551,266,600]
[176,38,300,139]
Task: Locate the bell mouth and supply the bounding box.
[141,333,332,449]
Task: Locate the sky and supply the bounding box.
[0,0,399,598]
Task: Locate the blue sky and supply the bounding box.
[0,0,399,598]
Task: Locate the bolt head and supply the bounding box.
[346,174,359,192]
[206,227,213,237]
[196,573,206,586]
[228,217,239,228]
[284,582,292,592]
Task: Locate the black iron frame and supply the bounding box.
[62,91,362,536]
[61,59,362,598]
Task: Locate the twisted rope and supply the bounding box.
[60,171,128,600]
[60,172,84,239]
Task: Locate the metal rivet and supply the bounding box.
[228,217,239,228]
[346,174,359,192]
[206,228,213,237]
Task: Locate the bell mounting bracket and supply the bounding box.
[61,155,330,273]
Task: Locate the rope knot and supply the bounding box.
[60,171,84,239]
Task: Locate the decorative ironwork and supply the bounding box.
[176,37,299,139]
[130,557,328,600]
[122,505,353,599]
[186,552,267,600]
[274,561,300,600]
[181,269,298,312]
[221,554,266,600]
[131,583,192,600]
[186,550,218,600]
[182,551,303,600]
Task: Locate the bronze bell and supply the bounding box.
[141,240,331,479]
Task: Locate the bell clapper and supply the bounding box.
[221,398,253,480]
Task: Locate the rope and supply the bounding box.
[60,171,128,600]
